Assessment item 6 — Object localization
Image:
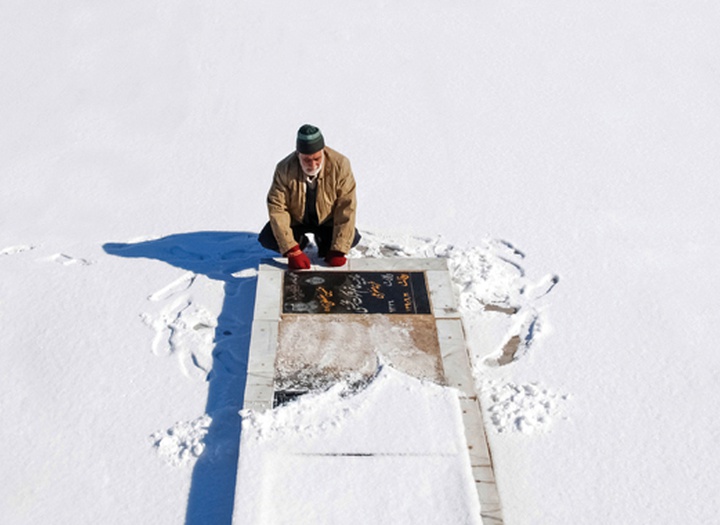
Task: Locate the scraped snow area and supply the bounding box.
[1,1,719,524]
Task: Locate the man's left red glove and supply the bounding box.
[325,250,347,267]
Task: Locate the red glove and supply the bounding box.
[325,250,347,267]
[285,245,311,270]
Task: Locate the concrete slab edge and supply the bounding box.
[427,266,504,525]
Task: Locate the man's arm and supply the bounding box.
[331,158,357,254]
[267,169,298,255]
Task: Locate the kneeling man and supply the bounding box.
[258,124,361,269]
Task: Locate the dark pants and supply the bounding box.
[258,221,361,256]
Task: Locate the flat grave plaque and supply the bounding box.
[282,271,431,315]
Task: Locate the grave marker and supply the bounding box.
[282,271,431,314]
[237,258,504,525]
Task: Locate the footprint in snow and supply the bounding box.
[522,273,560,301]
[147,272,196,302]
[141,274,218,381]
[1,245,36,256]
[50,253,92,266]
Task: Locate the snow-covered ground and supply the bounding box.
[2,1,719,523]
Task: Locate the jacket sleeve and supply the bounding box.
[331,158,357,253]
[267,168,297,255]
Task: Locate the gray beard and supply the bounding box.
[301,159,323,178]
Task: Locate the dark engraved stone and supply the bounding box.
[282,271,431,314]
[273,390,306,407]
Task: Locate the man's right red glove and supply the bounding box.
[284,245,311,270]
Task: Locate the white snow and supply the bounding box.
[236,366,481,525]
[481,380,570,435]
[151,415,212,468]
[2,1,719,524]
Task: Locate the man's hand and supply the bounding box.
[285,245,311,270]
[325,250,347,267]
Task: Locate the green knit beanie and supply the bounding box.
[296,124,325,154]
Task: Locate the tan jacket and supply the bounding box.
[267,147,357,254]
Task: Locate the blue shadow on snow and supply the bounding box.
[103,231,275,525]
